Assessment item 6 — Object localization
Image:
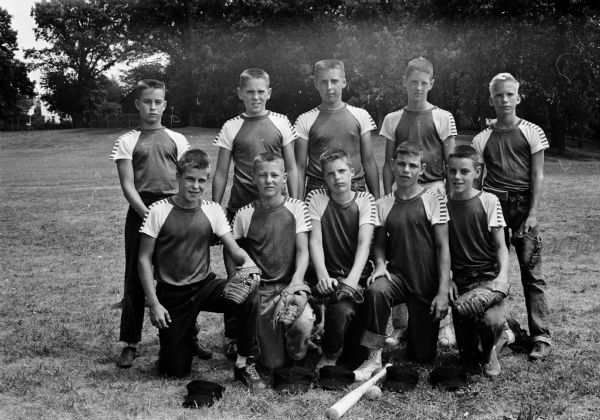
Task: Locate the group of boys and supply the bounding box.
[110,57,551,390]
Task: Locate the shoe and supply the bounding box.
[483,346,501,377]
[529,341,551,361]
[385,328,406,347]
[192,338,213,360]
[353,349,382,382]
[316,354,338,371]
[234,360,267,390]
[224,340,238,361]
[116,346,137,368]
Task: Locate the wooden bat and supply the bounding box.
[326,363,392,420]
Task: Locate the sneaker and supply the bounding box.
[224,341,238,361]
[192,338,213,360]
[316,354,338,371]
[529,341,551,361]
[116,346,137,368]
[385,328,406,347]
[353,350,382,382]
[483,346,501,377]
[234,361,267,390]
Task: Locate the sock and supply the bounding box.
[235,354,248,368]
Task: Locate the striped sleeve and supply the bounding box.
[232,203,254,240]
[356,192,377,226]
[520,120,549,154]
[294,108,319,140]
[285,198,312,233]
[306,189,329,221]
[110,129,140,161]
[379,110,402,141]
[433,108,458,141]
[472,129,491,164]
[375,194,395,227]
[203,200,232,237]
[165,129,190,159]
[348,105,377,134]
[213,116,244,150]
[480,192,506,230]
[423,190,449,225]
[269,112,297,146]
[139,199,172,238]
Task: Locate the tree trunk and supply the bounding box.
[550,106,566,155]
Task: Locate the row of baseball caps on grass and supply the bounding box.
[182,365,467,408]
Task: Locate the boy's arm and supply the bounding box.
[491,226,510,293]
[442,136,456,163]
[290,231,309,286]
[138,234,171,329]
[282,142,299,199]
[369,226,390,284]
[309,222,336,294]
[116,159,148,217]
[212,147,232,204]
[295,138,308,198]
[342,223,374,289]
[220,231,257,268]
[360,131,381,199]
[525,150,544,232]
[430,223,451,321]
[382,139,396,195]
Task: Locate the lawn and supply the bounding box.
[0,127,599,419]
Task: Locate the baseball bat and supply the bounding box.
[326,363,392,420]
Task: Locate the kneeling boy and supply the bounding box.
[355,143,450,380]
[232,152,314,370]
[447,145,509,376]
[306,149,376,370]
[138,149,264,389]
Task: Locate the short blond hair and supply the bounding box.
[489,73,520,95]
[404,57,433,78]
[314,59,345,78]
[239,68,270,88]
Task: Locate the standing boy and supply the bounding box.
[110,79,196,368]
[446,145,510,376]
[232,152,313,370]
[213,69,299,358]
[380,57,457,345]
[138,148,265,388]
[306,149,377,370]
[472,73,551,360]
[294,59,380,199]
[354,143,450,381]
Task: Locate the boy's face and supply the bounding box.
[447,157,481,195]
[489,81,521,116]
[392,153,424,187]
[253,160,286,199]
[237,78,271,117]
[322,158,354,195]
[314,68,346,106]
[176,166,210,206]
[403,70,434,103]
[135,88,166,128]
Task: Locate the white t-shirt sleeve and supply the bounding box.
[139,200,173,238]
[232,206,253,240]
[480,192,507,230]
[433,109,458,141]
[213,118,243,150]
[270,113,297,147]
[292,200,312,233]
[306,190,328,221]
[204,201,232,237]
[379,111,400,141]
[472,131,489,164]
[357,192,377,226]
[423,191,449,225]
[520,121,550,155]
[294,109,318,140]
[166,129,191,159]
[349,106,377,135]
[110,130,140,161]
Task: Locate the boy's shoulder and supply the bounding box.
[431,106,455,119]
[268,111,292,122]
[518,119,548,140]
[163,127,187,141]
[306,188,329,204]
[295,107,320,122]
[110,129,141,160]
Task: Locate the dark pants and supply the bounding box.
[156,275,259,378]
[497,191,551,344]
[361,273,440,363]
[304,175,367,199]
[119,195,167,344]
[322,298,361,359]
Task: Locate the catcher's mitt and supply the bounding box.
[511,230,542,270]
[452,281,505,318]
[273,284,311,327]
[223,265,261,305]
[334,280,364,304]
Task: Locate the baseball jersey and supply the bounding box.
[306,189,376,279]
[294,104,376,181]
[472,119,549,192]
[447,191,506,273]
[376,189,449,297]
[110,127,189,196]
[214,111,296,210]
[139,198,230,286]
[232,198,311,284]
[380,107,457,183]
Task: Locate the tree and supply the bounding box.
[26,0,133,127]
[0,7,35,128]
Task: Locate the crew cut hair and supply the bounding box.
[177,149,210,174]
[239,68,270,88]
[136,79,166,98]
[489,72,520,95]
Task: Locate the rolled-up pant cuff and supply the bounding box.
[532,335,551,345]
[360,330,386,350]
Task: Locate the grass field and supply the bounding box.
[1,127,599,419]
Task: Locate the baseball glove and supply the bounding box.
[273,284,311,327]
[511,230,542,270]
[223,265,261,305]
[452,281,505,318]
[334,280,364,304]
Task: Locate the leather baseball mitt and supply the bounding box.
[273,284,311,327]
[223,265,261,305]
[453,281,505,318]
[334,280,364,304]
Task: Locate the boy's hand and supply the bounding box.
[149,303,171,329]
[522,213,537,233]
[449,281,458,303]
[367,266,391,286]
[317,277,338,295]
[430,293,449,321]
